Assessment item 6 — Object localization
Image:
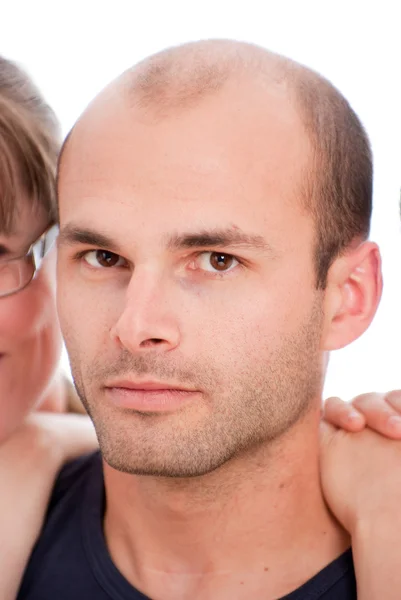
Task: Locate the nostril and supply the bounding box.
[140,338,165,347]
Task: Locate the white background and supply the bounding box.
[1,0,400,400]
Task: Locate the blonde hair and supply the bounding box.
[0,56,60,233]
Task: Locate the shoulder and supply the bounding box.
[18,451,105,598]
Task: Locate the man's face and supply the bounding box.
[57,82,325,477]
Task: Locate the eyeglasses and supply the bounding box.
[0,224,59,298]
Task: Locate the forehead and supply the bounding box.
[0,198,48,248]
[58,81,312,240]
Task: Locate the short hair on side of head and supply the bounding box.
[121,39,372,288]
[0,56,61,233]
[291,67,372,288]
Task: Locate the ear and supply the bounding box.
[321,241,382,351]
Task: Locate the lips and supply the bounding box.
[104,380,199,412]
[105,379,195,392]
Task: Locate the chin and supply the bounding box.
[100,437,232,479]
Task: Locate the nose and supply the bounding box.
[110,268,181,353]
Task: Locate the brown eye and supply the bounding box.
[193,251,239,274]
[83,250,126,268]
[96,251,120,267]
[209,253,235,271]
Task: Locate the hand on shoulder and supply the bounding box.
[320,390,401,534]
[323,391,401,438]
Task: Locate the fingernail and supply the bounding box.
[388,395,401,411]
[387,416,401,431]
[346,410,363,422]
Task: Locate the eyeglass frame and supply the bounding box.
[0,223,59,299]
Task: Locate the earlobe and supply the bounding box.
[322,241,382,351]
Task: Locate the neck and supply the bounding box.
[103,408,349,600]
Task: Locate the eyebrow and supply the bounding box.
[166,229,274,254]
[58,224,274,256]
[57,225,121,253]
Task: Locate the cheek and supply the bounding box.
[57,278,112,357]
[0,261,62,355]
[197,278,310,324]
[57,261,317,364]
[0,270,62,439]
[0,278,56,344]
[184,275,319,355]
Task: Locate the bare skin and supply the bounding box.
[2,390,399,600]
[324,391,401,439]
[0,54,97,599]
[0,204,62,440]
[0,203,97,599]
[104,411,348,599]
[322,392,401,600]
[0,412,97,600]
[57,43,381,599]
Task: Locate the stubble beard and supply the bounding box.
[69,301,324,478]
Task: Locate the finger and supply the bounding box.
[323,396,366,432]
[352,392,401,439]
[384,390,401,413]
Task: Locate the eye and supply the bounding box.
[82,250,127,269]
[194,252,239,273]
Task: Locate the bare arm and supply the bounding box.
[351,516,401,600]
[321,391,401,600]
[0,413,97,600]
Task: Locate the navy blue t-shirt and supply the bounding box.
[18,452,356,599]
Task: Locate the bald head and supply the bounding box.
[55,40,379,482]
[123,39,293,115]
[59,39,372,287]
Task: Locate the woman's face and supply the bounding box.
[0,201,62,442]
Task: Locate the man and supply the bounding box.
[18,40,383,599]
